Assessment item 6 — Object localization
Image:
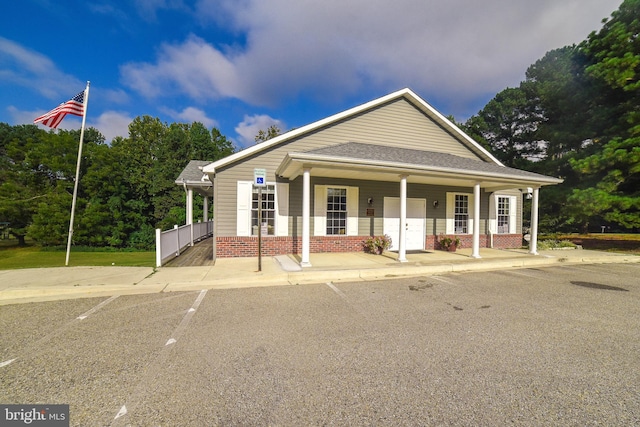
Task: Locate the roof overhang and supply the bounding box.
[276,152,562,192]
[175,178,213,196]
[175,161,213,196]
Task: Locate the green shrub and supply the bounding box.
[537,239,577,250]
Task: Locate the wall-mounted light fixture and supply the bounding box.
[368,197,374,205]
[433,200,439,208]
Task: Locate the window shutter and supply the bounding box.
[313,185,326,236]
[468,193,475,234]
[347,186,359,236]
[509,195,517,234]
[276,182,289,236]
[445,192,455,234]
[488,193,497,234]
[236,181,252,236]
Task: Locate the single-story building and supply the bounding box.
[177,88,562,266]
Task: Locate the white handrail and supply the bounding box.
[155,220,213,267]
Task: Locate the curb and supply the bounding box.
[1,252,638,305]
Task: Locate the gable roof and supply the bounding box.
[175,160,211,183]
[203,88,503,175]
[175,160,212,196]
[305,142,547,179]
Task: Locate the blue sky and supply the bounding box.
[1,0,622,148]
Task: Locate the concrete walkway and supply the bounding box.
[0,248,638,305]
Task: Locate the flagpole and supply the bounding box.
[65,81,90,266]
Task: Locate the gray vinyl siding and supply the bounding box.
[214,99,484,236]
[286,177,494,237]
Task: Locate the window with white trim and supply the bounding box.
[490,194,516,234]
[326,187,347,235]
[314,185,359,236]
[446,192,474,235]
[251,185,275,235]
[497,196,510,234]
[454,194,469,234]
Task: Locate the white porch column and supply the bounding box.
[187,188,194,246]
[301,168,312,267]
[529,187,540,255]
[471,182,481,258]
[186,189,193,225]
[203,196,208,223]
[398,175,408,262]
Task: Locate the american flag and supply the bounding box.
[33,90,85,129]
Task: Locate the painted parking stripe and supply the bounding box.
[0,358,15,368]
[77,295,119,320]
[164,289,207,346]
[3,295,121,368]
[114,405,127,420]
[326,282,346,299]
[112,290,208,425]
[431,276,456,285]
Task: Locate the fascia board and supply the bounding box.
[285,152,562,186]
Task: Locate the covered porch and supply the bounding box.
[156,161,214,267]
[276,142,562,267]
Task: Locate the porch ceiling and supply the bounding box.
[276,142,563,191]
[181,183,213,197]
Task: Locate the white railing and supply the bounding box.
[155,220,213,267]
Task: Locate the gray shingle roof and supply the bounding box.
[175,160,211,183]
[305,142,557,181]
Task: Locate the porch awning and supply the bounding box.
[276,142,562,191]
[175,160,213,196]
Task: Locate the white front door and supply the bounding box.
[383,197,426,251]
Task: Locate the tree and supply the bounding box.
[255,125,281,143]
[566,0,640,231]
[0,125,54,245]
[465,87,543,168]
[206,127,235,160]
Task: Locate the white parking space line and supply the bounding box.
[77,295,119,320]
[3,295,121,368]
[164,289,207,347]
[0,358,15,368]
[114,405,127,420]
[111,289,208,425]
[326,282,347,299]
[430,276,456,285]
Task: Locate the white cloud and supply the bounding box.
[124,0,620,116]
[100,88,130,105]
[161,106,218,128]
[235,114,284,147]
[121,34,243,100]
[6,106,40,127]
[0,37,83,100]
[89,111,132,142]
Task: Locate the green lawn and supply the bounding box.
[0,243,155,270]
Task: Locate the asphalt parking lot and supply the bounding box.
[1,263,639,426]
